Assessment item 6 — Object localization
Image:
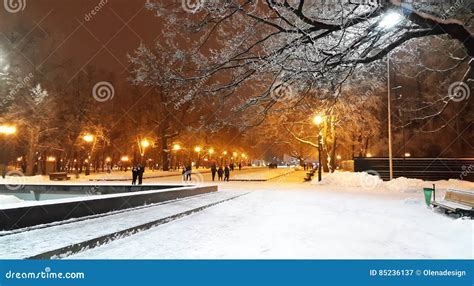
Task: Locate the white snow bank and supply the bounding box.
[313,171,474,193]
[0,195,23,205]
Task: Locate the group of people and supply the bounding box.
[211,164,233,182]
[131,164,145,185]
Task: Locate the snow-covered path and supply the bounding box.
[70,171,473,259]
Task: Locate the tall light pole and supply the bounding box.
[313,115,323,182]
[140,139,150,164]
[195,146,201,168]
[379,11,403,181]
[82,134,94,175]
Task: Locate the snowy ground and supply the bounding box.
[1,169,472,259]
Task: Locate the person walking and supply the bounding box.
[186,164,192,181]
[211,164,217,182]
[238,162,242,171]
[224,165,230,182]
[138,164,145,185]
[217,166,224,181]
[131,165,138,185]
[182,166,187,181]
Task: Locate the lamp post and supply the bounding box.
[82,134,94,175]
[140,139,150,164]
[379,11,403,181]
[194,146,201,168]
[172,144,181,170]
[313,115,323,182]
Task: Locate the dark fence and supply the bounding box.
[0,185,217,231]
[354,157,474,181]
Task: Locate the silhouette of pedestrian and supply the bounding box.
[131,166,138,185]
[211,164,217,181]
[182,166,187,181]
[224,165,230,182]
[138,164,145,185]
[186,164,192,181]
[217,166,224,181]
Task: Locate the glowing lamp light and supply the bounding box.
[83,134,94,142]
[121,156,129,162]
[194,147,202,153]
[336,155,342,160]
[313,115,323,126]
[223,151,228,155]
[173,144,181,151]
[233,152,238,157]
[47,156,56,162]
[141,139,150,148]
[366,153,373,158]
[209,149,214,154]
[105,157,111,163]
[17,157,22,162]
[0,125,16,135]
[404,152,411,157]
[378,12,403,30]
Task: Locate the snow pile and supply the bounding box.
[313,171,474,193]
[0,195,23,205]
[313,171,383,190]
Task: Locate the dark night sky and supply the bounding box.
[0,0,162,81]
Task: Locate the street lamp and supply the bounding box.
[378,12,403,30]
[0,125,16,135]
[83,134,94,142]
[380,12,403,181]
[82,134,95,175]
[195,147,202,168]
[173,144,181,151]
[140,139,150,159]
[313,115,324,182]
[141,139,150,149]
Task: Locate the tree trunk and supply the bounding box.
[329,135,337,173]
[161,135,170,171]
[25,127,39,176]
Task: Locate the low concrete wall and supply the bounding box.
[0,185,217,231]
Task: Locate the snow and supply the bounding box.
[1,169,472,259]
[313,171,474,193]
[0,195,23,205]
[0,192,241,259]
[68,171,472,259]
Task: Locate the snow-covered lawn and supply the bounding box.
[69,171,473,259]
[1,170,472,259]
